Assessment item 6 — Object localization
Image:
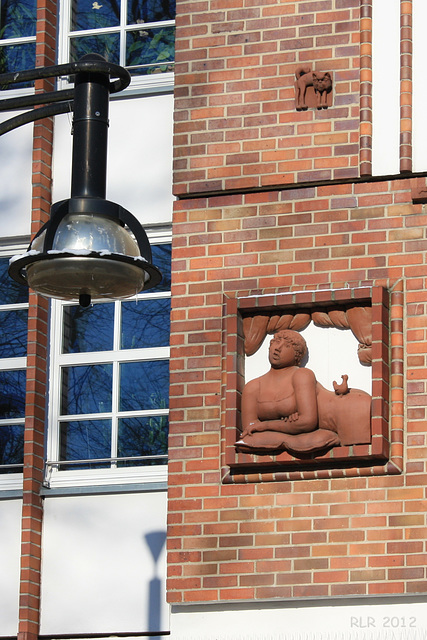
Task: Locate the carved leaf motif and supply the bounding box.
[312,309,335,327]
[328,308,349,328]
[345,305,372,346]
[346,305,372,365]
[267,314,293,333]
[243,314,269,356]
[289,313,311,331]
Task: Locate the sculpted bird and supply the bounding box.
[333,374,349,396]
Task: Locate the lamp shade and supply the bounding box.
[9,199,162,307]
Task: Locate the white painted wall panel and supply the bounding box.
[39,490,168,635]
[412,0,427,172]
[371,0,400,176]
[0,113,32,238]
[170,599,427,639]
[52,93,174,225]
[0,499,22,636]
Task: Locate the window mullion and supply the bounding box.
[120,0,127,68]
[110,301,122,466]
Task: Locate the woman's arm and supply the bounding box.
[283,367,318,433]
[241,368,319,436]
[241,378,262,437]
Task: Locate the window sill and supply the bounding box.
[43,463,168,490]
[0,473,23,493]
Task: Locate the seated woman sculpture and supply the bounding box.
[235,329,372,456]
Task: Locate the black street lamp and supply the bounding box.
[5,54,161,307]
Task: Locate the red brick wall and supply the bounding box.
[168,179,427,602]
[169,0,427,604]
[173,0,361,196]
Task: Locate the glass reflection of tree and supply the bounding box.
[0,0,37,39]
[0,309,28,358]
[120,361,169,412]
[0,259,29,304]
[71,0,120,31]
[127,0,175,24]
[0,369,26,470]
[60,419,111,467]
[62,303,114,354]
[118,415,168,465]
[0,425,24,469]
[122,298,170,349]
[0,0,36,85]
[61,364,113,415]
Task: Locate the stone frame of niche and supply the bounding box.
[221,286,400,483]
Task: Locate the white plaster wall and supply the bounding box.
[371,0,400,176]
[0,113,32,238]
[411,0,427,172]
[39,490,168,635]
[0,499,22,636]
[246,322,371,395]
[169,599,427,640]
[52,92,174,225]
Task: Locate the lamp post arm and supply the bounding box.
[0,88,74,112]
[0,101,73,136]
[0,58,130,138]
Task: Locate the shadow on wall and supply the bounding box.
[145,530,167,637]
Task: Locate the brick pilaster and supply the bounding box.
[17,0,57,638]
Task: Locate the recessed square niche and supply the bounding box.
[222,287,393,481]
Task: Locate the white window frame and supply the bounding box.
[45,228,171,489]
[57,0,174,95]
[0,242,29,491]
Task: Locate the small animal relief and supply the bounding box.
[295,66,333,111]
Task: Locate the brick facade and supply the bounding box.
[168,0,427,603]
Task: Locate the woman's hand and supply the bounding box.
[283,411,299,423]
[241,420,263,438]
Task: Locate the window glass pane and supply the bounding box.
[0,370,26,418]
[0,309,27,357]
[118,415,168,464]
[61,364,113,415]
[126,25,174,75]
[70,33,120,64]
[62,303,114,354]
[0,42,35,86]
[127,0,175,25]
[71,0,120,31]
[0,258,28,304]
[59,419,111,463]
[119,360,169,412]
[0,0,37,39]
[151,243,171,293]
[0,424,24,469]
[121,298,170,349]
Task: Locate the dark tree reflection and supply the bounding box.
[60,419,111,468]
[0,425,24,470]
[118,416,168,465]
[61,364,113,415]
[63,303,114,354]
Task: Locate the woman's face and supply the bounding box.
[268,335,297,369]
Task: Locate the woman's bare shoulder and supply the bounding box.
[293,367,316,384]
[243,376,261,394]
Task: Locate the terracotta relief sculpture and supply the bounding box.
[235,330,371,457]
[295,66,332,111]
